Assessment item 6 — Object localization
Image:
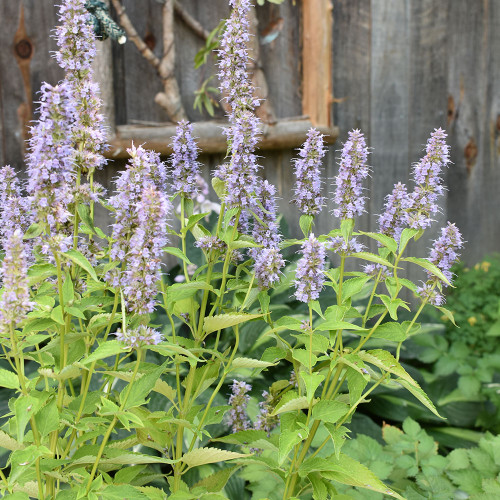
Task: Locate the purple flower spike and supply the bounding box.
[254,248,285,290]
[406,128,450,230]
[378,182,411,240]
[417,222,463,305]
[294,234,326,303]
[293,129,326,216]
[223,111,261,209]
[114,325,163,350]
[252,180,281,250]
[121,186,171,315]
[218,0,259,118]
[0,230,32,332]
[55,0,97,74]
[227,379,252,433]
[254,390,278,436]
[110,145,167,262]
[27,82,74,231]
[328,235,365,255]
[333,129,370,220]
[171,120,201,198]
[0,166,32,247]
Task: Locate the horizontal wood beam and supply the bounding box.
[106,118,339,158]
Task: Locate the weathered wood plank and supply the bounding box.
[331,0,372,249]
[406,0,449,283]
[446,0,499,265]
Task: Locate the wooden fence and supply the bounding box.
[0,0,499,272]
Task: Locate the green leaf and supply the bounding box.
[272,395,310,416]
[81,340,126,365]
[324,424,350,459]
[350,252,393,268]
[399,228,419,251]
[163,247,193,265]
[63,250,99,282]
[122,362,168,409]
[9,445,47,484]
[299,215,314,237]
[369,321,406,341]
[396,378,442,418]
[51,305,65,325]
[167,281,214,304]
[0,367,20,390]
[22,318,58,336]
[203,313,262,335]
[213,430,267,446]
[403,256,451,286]
[292,348,317,370]
[436,306,457,327]
[101,485,149,500]
[340,219,354,242]
[212,177,226,199]
[300,372,324,402]
[311,400,349,424]
[0,430,23,451]
[279,429,306,465]
[15,394,47,443]
[360,349,414,385]
[358,231,398,253]
[181,448,249,468]
[34,398,59,437]
[23,223,43,240]
[231,357,276,369]
[341,276,371,302]
[346,368,368,406]
[315,320,366,333]
[302,454,404,499]
[193,465,240,493]
[62,271,74,304]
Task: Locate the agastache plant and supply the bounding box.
[0,1,467,499]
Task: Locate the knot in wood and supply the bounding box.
[15,39,32,59]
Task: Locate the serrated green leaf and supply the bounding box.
[300,372,324,402]
[324,424,350,459]
[404,256,451,286]
[0,367,20,390]
[213,430,267,446]
[341,276,371,302]
[193,465,240,493]
[101,484,149,500]
[181,448,249,468]
[122,362,167,409]
[279,429,306,465]
[0,430,23,451]
[358,231,398,253]
[311,400,349,423]
[272,395,310,416]
[399,228,419,251]
[63,249,99,282]
[396,378,442,418]
[299,215,314,237]
[231,357,276,369]
[163,247,193,265]
[51,305,65,325]
[369,321,406,341]
[81,340,126,365]
[203,313,262,335]
[167,281,214,304]
[350,252,394,268]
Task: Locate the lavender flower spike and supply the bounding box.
[378,182,411,240]
[294,234,326,303]
[171,121,201,198]
[27,82,74,231]
[0,166,32,247]
[333,129,370,220]
[417,222,463,305]
[0,230,32,333]
[227,380,252,433]
[293,128,326,216]
[121,186,172,315]
[114,325,163,350]
[218,0,259,118]
[406,128,450,230]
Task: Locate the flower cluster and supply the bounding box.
[121,186,171,315]
[0,166,32,246]
[227,380,252,433]
[254,390,278,436]
[406,128,450,230]
[56,0,107,174]
[27,82,74,234]
[328,235,365,255]
[254,248,285,289]
[110,145,167,262]
[378,182,411,240]
[218,0,259,117]
[333,129,370,220]
[293,128,326,216]
[0,230,32,332]
[417,222,463,305]
[294,234,326,303]
[114,325,163,350]
[195,236,227,255]
[171,121,201,198]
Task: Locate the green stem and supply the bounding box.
[362,270,382,327]
[85,349,143,493]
